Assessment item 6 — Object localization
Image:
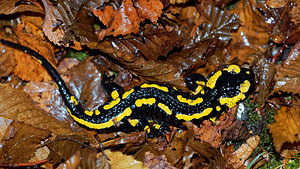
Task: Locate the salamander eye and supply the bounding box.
[185,74,206,92]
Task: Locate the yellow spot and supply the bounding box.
[177,95,203,105]
[122,88,134,99]
[148,120,153,123]
[206,71,222,89]
[173,87,178,90]
[103,98,120,110]
[111,90,119,99]
[196,81,205,85]
[176,108,213,121]
[227,65,241,73]
[140,84,169,92]
[135,98,156,107]
[216,106,221,111]
[116,107,132,121]
[192,86,203,95]
[209,117,217,124]
[70,96,78,106]
[219,93,246,108]
[95,109,101,115]
[129,119,139,127]
[240,80,250,93]
[201,90,205,94]
[144,125,151,133]
[84,110,93,116]
[246,71,250,74]
[154,124,161,130]
[158,103,172,115]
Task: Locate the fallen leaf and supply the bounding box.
[104,150,148,169]
[227,135,260,168]
[0,83,77,135]
[268,105,300,152]
[272,42,300,95]
[0,121,51,163]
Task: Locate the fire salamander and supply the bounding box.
[0,39,255,137]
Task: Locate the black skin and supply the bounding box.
[0,39,255,138]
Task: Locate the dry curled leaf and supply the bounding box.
[268,105,300,152]
[143,152,176,169]
[227,135,260,169]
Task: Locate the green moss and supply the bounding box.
[67,49,87,61]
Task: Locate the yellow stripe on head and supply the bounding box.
[206,71,222,89]
[227,65,241,73]
[111,90,119,100]
[176,108,213,121]
[140,84,169,92]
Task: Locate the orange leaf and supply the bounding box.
[92,0,163,40]
[268,105,300,152]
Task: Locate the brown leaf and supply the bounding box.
[0,0,44,15]
[143,152,176,169]
[42,0,98,46]
[195,107,237,148]
[47,135,97,169]
[92,0,163,40]
[254,58,276,105]
[104,150,147,169]
[268,105,300,152]
[0,41,16,77]
[1,20,56,82]
[227,0,270,63]
[272,42,300,95]
[0,121,51,163]
[0,83,77,135]
[227,135,260,169]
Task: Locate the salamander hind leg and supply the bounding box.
[185,73,207,95]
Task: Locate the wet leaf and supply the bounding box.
[273,42,300,95]
[0,0,44,15]
[0,121,51,163]
[268,105,300,152]
[92,0,163,40]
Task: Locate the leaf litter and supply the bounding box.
[0,0,300,168]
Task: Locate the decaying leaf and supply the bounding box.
[0,121,51,163]
[268,105,300,152]
[281,148,300,168]
[227,135,260,168]
[272,42,300,95]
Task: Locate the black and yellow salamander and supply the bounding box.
[0,39,255,137]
